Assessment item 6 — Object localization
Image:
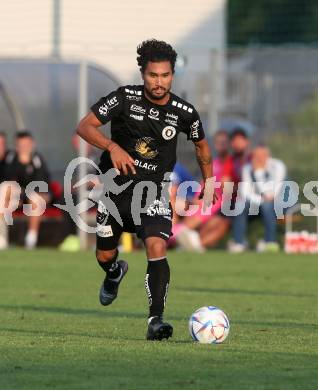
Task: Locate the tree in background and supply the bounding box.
[228,0,318,45]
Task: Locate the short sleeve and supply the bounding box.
[183,108,205,142]
[90,88,124,125]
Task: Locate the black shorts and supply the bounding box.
[96,187,172,251]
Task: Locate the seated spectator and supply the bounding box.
[0,131,51,249]
[0,131,8,183]
[0,132,9,249]
[229,144,286,253]
[169,161,198,225]
[228,127,251,192]
[172,130,233,251]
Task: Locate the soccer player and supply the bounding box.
[77,39,215,340]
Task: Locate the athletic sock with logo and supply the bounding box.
[145,257,170,320]
[97,250,122,280]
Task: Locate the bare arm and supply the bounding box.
[194,139,213,182]
[194,139,217,205]
[77,112,136,175]
[77,112,115,151]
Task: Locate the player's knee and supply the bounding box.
[146,238,166,258]
[96,248,117,262]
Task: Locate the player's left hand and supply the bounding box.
[199,177,218,211]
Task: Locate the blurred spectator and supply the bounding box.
[228,127,251,188]
[172,130,234,251]
[0,132,8,183]
[59,134,100,251]
[169,161,198,225]
[0,131,51,249]
[229,145,286,253]
[0,132,8,249]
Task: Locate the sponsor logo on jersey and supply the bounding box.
[148,108,159,121]
[96,225,113,238]
[145,274,152,306]
[96,201,109,225]
[190,120,200,139]
[125,88,142,96]
[171,100,193,113]
[99,104,108,116]
[130,104,146,114]
[107,96,118,107]
[165,113,178,126]
[129,114,144,121]
[135,137,158,159]
[98,96,119,116]
[134,159,157,171]
[162,125,176,140]
[146,199,171,217]
[166,113,178,121]
[165,119,178,126]
[126,95,142,101]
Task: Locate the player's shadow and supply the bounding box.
[1,326,193,344]
[0,326,146,341]
[0,303,141,318]
[0,304,186,321]
[175,287,315,298]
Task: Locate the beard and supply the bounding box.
[145,85,170,100]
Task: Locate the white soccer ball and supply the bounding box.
[189,306,230,344]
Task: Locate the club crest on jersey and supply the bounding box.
[135,137,158,159]
[162,126,176,140]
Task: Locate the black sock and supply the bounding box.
[145,258,170,319]
[97,250,121,280]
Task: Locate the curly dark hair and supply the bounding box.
[137,39,177,73]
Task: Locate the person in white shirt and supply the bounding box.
[229,144,286,253]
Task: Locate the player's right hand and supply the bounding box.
[109,143,136,175]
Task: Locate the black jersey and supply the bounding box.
[5,151,50,188]
[91,85,205,184]
[0,152,8,183]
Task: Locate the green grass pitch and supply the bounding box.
[0,249,317,389]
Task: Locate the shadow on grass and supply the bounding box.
[0,326,146,341]
[0,326,191,343]
[176,287,315,299]
[0,304,186,321]
[0,304,316,330]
